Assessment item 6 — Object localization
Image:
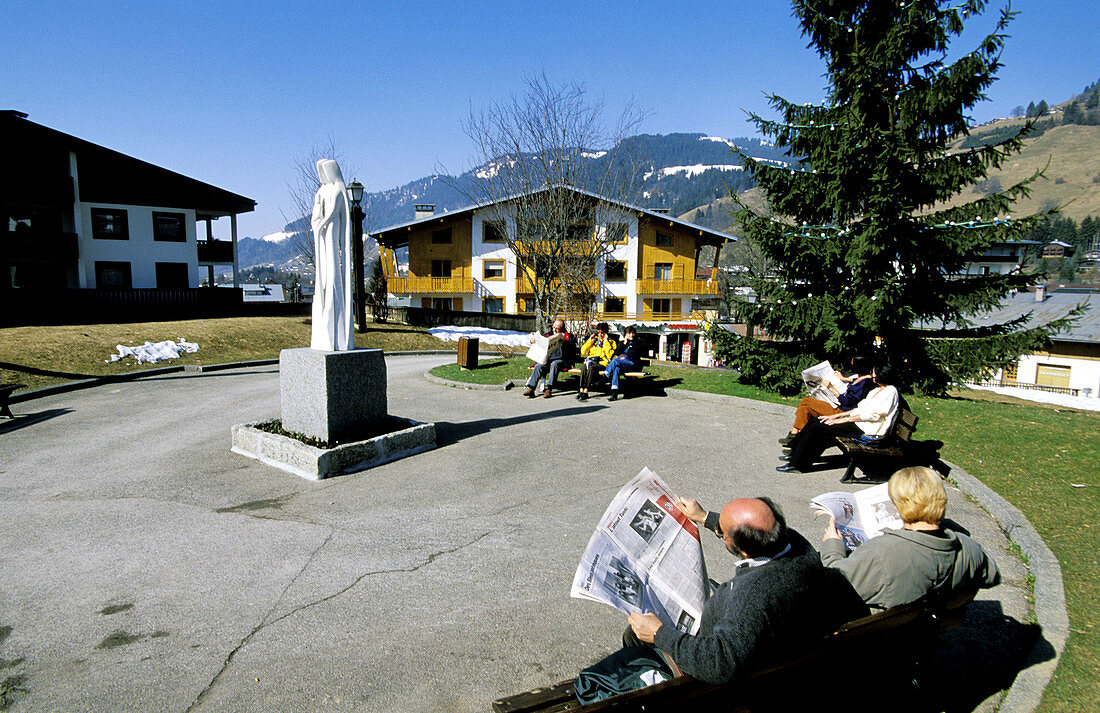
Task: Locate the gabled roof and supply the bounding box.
[922,288,1098,344]
[370,184,736,247]
[1,110,255,217]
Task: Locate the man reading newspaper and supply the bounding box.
[611,492,845,686]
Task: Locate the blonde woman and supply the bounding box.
[821,466,1000,610]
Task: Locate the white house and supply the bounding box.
[1,110,254,294]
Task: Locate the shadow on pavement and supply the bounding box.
[926,599,1050,712]
[434,405,608,446]
[0,361,98,380]
[0,408,73,435]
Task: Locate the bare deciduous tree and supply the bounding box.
[458,74,647,331]
[283,136,361,270]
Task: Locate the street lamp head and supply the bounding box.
[348,179,364,206]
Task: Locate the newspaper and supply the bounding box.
[570,468,708,635]
[525,333,564,364]
[801,360,848,408]
[810,483,903,550]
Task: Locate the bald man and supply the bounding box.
[626,497,845,685]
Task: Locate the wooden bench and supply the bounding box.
[835,407,919,483]
[492,590,974,713]
[527,360,653,392]
[0,383,26,419]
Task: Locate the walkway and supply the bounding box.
[0,355,1049,712]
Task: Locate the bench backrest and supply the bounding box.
[895,408,918,442]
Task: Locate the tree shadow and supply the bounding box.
[433,405,607,447]
[0,408,73,435]
[0,361,99,380]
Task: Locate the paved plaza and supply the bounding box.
[0,355,1053,712]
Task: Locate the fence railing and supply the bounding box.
[966,379,1081,397]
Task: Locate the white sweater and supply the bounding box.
[854,385,899,438]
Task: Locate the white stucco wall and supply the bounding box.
[1015,351,1100,395]
[77,202,198,288]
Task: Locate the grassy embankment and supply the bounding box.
[2,322,1096,711]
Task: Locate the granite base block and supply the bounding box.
[231,418,436,480]
[280,347,388,443]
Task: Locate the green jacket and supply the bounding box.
[820,527,1000,610]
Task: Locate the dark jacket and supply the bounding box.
[614,338,645,363]
[653,530,846,685]
[837,376,874,410]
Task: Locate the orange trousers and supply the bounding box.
[793,397,844,430]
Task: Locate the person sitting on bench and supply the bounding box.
[821,466,1001,611]
[576,322,616,401]
[777,360,900,474]
[624,497,847,684]
[604,326,645,401]
[523,319,576,398]
[779,355,874,446]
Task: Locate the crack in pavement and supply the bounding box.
[182,529,492,712]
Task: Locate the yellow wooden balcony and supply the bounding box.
[387,276,475,294]
[515,276,600,294]
[636,278,721,295]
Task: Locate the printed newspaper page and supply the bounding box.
[525,333,563,363]
[801,360,847,408]
[570,468,708,635]
[810,483,904,549]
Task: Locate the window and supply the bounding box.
[483,297,504,313]
[483,259,505,280]
[654,263,672,281]
[430,260,452,278]
[1002,361,1018,381]
[95,261,132,288]
[91,208,129,240]
[153,212,186,242]
[651,298,671,315]
[656,232,673,247]
[605,260,627,282]
[604,297,625,314]
[155,262,189,288]
[431,298,454,311]
[568,224,590,242]
[607,223,628,244]
[431,227,452,244]
[483,222,506,243]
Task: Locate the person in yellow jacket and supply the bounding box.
[577,322,617,401]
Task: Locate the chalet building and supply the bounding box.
[1,111,254,309]
[371,187,735,363]
[1041,240,1075,259]
[963,239,1039,276]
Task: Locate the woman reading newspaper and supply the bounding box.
[779,355,874,447]
[820,467,1000,611]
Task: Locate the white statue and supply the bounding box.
[310,159,354,351]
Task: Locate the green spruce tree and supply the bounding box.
[730,0,1074,393]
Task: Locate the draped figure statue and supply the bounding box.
[310,159,354,351]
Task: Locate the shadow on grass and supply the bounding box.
[0,408,73,435]
[434,405,607,447]
[0,361,100,380]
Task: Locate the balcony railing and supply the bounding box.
[4,230,78,262]
[636,278,721,295]
[387,276,475,294]
[966,378,1080,396]
[514,276,600,294]
[196,240,235,264]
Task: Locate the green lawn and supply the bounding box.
[3,322,1096,711]
[433,357,1099,712]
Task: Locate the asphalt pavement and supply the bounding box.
[0,355,1054,712]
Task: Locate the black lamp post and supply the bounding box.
[348,179,366,332]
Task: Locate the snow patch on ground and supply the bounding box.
[427,326,533,346]
[259,231,295,243]
[107,339,200,364]
[645,164,743,180]
[965,383,1100,412]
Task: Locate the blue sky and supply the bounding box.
[4,1,1097,239]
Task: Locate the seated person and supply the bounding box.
[604,326,645,401]
[777,360,900,474]
[821,466,1001,611]
[576,322,616,401]
[523,319,575,398]
[780,355,874,446]
[624,497,847,685]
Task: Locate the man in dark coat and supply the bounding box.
[627,497,849,685]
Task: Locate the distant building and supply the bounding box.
[962,239,1039,276]
[240,282,285,303]
[1042,240,1075,259]
[370,186,735,363]
[1,111,254,294]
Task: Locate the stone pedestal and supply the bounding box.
[280,347,387,444]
